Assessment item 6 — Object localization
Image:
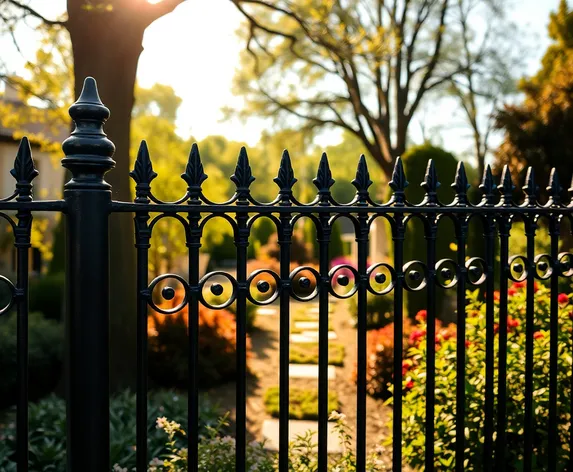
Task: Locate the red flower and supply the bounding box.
[558,293,569,305]
[534,281,540,293]
[402,360,412,375]
[508,287,517,296]
[405,380,414,389]
[409,329,426,345]
[507,317,520,329]
[465,340,471,348]
[493,291,500,301]
[415,310,427,322]
[513,281,526,289]
[534,331,544,340]
[494,323,499,334]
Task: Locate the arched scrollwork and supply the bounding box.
[246,269,281,305]
[508,255,529,283]
[558,252,573,277]
[328,264,359,299]
[146,274,189,315]
[533,254,554,280]
[199,271,238,310]
[435,259,459,289]
[0,276,16,317]
[289,266,320,302]
[366,263,396,295]
[466,257,487,286]
[403,260,428,292]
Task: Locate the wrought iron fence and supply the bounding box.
[2,77,573,471]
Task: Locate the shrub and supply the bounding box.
[148,289,250,389]
[363,317,415,399]
[394,283,572,470]
[290,343,345,366]
[0,390,221,471]
[149,412,388,471]
[0,312,63,408]
[348,291,394,330]
[29,273,65,322]
[264,387,339,421]
[387,144,459,317]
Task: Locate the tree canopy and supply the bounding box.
[496,0,573,198]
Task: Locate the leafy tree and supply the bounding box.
[228,0,506,179]
[0,0,186,390]
[496,0,573,199]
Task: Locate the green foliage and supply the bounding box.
[29,273,65,321]
[347,292,394,330]
[496,0,573,199]
[148,412,388,471]
[0,390,221,471]
[394,283,572,470]
[390,144,458,316]
[0,312,63,408]
[264,387,339,421]
[289,342,345,366]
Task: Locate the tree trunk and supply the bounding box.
[66,5,148,391]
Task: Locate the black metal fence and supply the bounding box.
[2,77,573,472]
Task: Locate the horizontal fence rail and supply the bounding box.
[0,77,571,471]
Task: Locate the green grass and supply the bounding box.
[290,343,345,366]
[264,387,339,421]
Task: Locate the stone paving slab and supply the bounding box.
[290,331,337,343]
[301,330,338,340]
[294,321,319,330]
[261,419,343,453]
[289,363,336,379]
[257,307,278,316]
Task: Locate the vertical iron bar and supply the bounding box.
[187,211,201,472]
[548,216,560,470]
[483,216,495,472]
[135,212,150,472]
[15,210,31,472]
[317,215,331,472]
[235,212,249,472]
[455,218,467,472]
[356,214,369,472]
[495,219,510,470]
[425,218,437,472]
[278,215,292,472]
[392,216,405,471]
[62,77,113,472]
[523,218,536,472]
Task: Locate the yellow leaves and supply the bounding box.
[81,2,113,12]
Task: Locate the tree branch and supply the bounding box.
[5,0,66,26]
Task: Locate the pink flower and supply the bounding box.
[409,329,426,345]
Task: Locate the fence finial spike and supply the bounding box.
[546,168,563,206]
[351,154,372,202]
[313,152,335,197]
[479,164,496,205]
[11,136,38,202]
[389,157,408,204]
[182,142,208,193]
[130,141,157,203]
[523,166,538,205]
[421,159,440,204]
[231,146,255,199]
[274,149,297,198]
[499,165,514,205]
[451,161,469,204]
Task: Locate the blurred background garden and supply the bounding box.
[0,0,571,470]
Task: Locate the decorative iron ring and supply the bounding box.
[403,260,428,292]
[199,271,238,310]
[507,255,528,283]
[465,257,488,285]
[289,266,320,302]
[0,276,16,317]
[366,262,396,295]
[533,254,553,280]
[147,273,189,315]
[246,269,281,306]
[435,259,458,289]
[328,264,359,299]
[558,252,573,277]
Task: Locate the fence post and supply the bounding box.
[62,77,115,471]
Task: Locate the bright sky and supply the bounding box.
[4,0,563,154]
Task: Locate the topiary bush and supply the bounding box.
[0,312,63,408]
[394,282,572,470]
[29,273,65,322]
[389,144,459,318]
[148,289,250,389]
